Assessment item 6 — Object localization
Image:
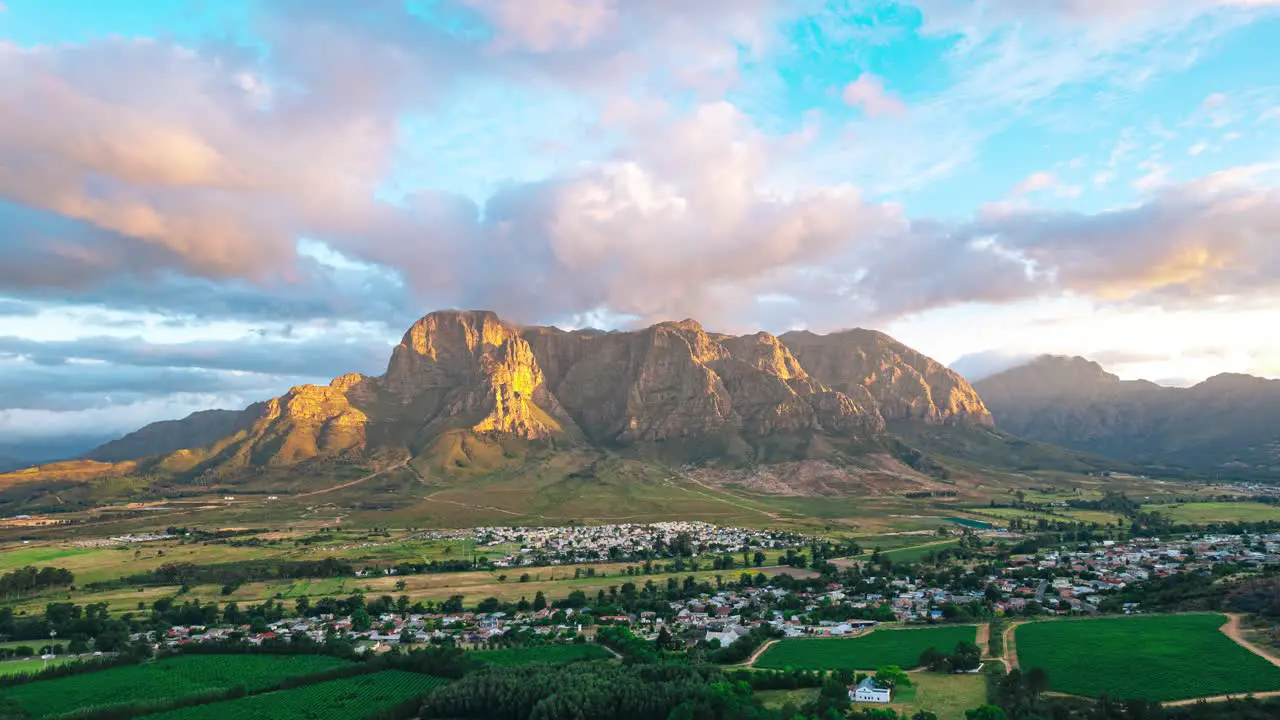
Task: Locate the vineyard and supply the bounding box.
[471,643,614,666]
[0,654,353,718]
[1015,614,1280,701]
[755,626,978,670]
[144,671,450,720]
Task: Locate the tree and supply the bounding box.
[533,591,548,611]
[656,626,675,651]
[965,706,1007,720]
[351,608,372,631]
[875,665,910,689]
[950,640,982,672]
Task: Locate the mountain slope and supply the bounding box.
[84,408,258,463]
[976,355,1280,478]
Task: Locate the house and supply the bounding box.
[851,677,892,703]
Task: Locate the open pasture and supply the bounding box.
[0,653,353,718]
[470,643,614,666]
[143,671,448,720]
[1015,614,1280,701]
[755,625,978,670]
[1144,502,1279,524]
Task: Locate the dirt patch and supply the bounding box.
[767,566,822,579]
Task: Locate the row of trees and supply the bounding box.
[0,566,74,599]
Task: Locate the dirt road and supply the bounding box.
[294,457,410,498]
[1003,622,1022,671]
[976,622,991,657]
[1220,613,1280,668]
[1164,691,1280,707]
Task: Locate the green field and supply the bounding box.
[143,671,448,720]
[471,643,614,666]
[0,658,77,677]
[1145,502,1280,524]
[889,672,987,720]
[755,626,978,670]
[1015,614,1280,701]
[0,654,353,717]
[880,540,962,563]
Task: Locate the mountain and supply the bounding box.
[32,311,998,481]
[84,409,258,463]
[780,329,993,426]
[976,355,1280,478]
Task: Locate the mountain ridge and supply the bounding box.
[68,310,993,476]
[976,354,1280,478]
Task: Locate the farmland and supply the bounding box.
[1015,614,1280,701]
[754,626,978,670]
[0,658,76,677]
[144,671,448,720]
[471,643,614,666]
[1144,502,1280,524]
[0,654,353,718]
[888,672,987,720]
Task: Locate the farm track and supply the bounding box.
[1003,623,1023,671]
[975,623,990,657]
[293,457,410,498]
[1221,613,1280,669]
[1163,690,1280,707]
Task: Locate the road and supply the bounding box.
[294,456,410,498]
[1220,613,1280,668]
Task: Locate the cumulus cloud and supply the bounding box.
[841,74,908,118]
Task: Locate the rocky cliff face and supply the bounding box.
[523,322,884,444]
[977,355,1280,477]
[88,311,990,475]
[780,329,994,426]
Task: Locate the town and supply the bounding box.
[136,530,1278,652]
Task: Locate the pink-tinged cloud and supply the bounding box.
[841,74,908,118]
[1013,172,1057,195]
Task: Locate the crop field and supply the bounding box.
[1015,614,1280,701]
[144,671,449,720]
[0,654,353,717]
[1145,502,1280,524]
[755,626,978,670]
[471,643,614,666]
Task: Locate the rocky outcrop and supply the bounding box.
[780,329,994,426]
[976,355,1280,477]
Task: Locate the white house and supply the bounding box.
[851,677,892,704]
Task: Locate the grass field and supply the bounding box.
[1144,502,1280,524]
[754,688,821,709]
[755,626,978,670]
[0,657,77,677]
[888,672,986,720]
[0,654,353,717]
[470,643,614,666]
[880,540,961,563]
[1015,614,1280,701]
[143,671,448,720]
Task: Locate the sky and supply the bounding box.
[1,0,1279,453]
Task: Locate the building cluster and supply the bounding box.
[139,532,1279,652]
[419,522,812,566]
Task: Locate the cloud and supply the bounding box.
[0,329,393,380]
[1014,172,1057,195]
[949,351,1038,382]
[841,74,908,118]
